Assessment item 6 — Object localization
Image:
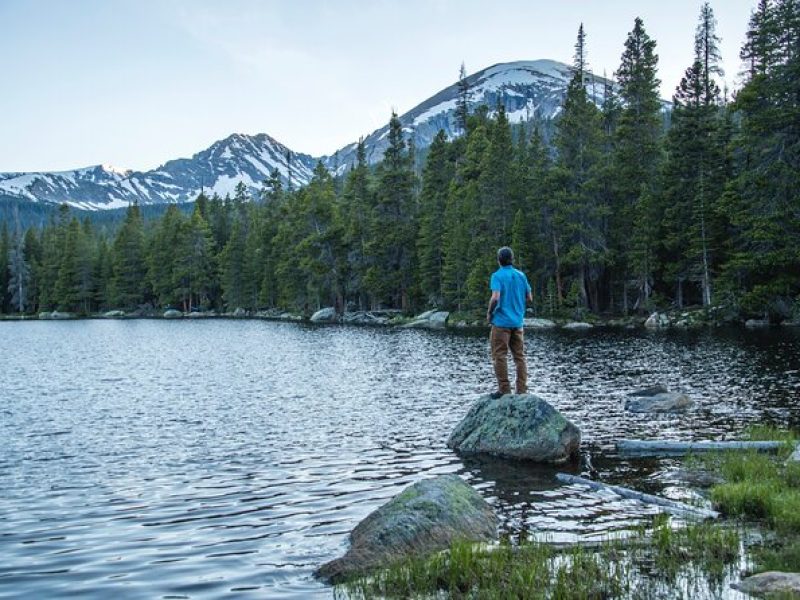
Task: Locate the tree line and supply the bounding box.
[1,1,798,320]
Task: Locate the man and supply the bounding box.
[486,246,532,399]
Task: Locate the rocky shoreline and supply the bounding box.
[4,306,797,330]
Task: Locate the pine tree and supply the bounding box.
[416,130,454,306]
[724,0,800,316]
[552,25,608,311]
[0,222,9,313]
[612,17,663,312]
[661,3,727,307]
[455,62,471,134]
[37,205,71,311]
[341,139,373,309]
[365,112,417,310]
[7,229,30,313]
[93,237,113,310]
[173,206,214,312]
[147,204,184,307]
[220,212,248,310]
[442,122,489,310]
[23,228,41,312]
[111,203,147,309]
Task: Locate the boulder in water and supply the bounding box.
[645,312,671,328]
[624,385,693,413]
[447,394,581,464]
[102,310,126,318]
[524,317,556,329]
[314,474,497,583]
[310,307,339,323]
[402,310,449,329]
[163,309,183,319]
[563,321,593,330]
[745,318,770,328]
[39,311,75,320]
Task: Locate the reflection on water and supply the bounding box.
[1,321,798,598]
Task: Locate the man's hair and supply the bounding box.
[497,246,514,266]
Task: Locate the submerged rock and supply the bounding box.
[163,309,182,319]
[314,474,497,583]
[447,394,580,464]
[624,385,693,413]
[310,307,338,323]
[402,310,449,329]
[732,571,800,596]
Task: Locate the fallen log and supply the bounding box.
[616,439,786,457]
[555,473,719,520]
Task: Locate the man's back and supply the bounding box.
[490,265,530,329]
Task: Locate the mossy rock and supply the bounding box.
[447,394,580,464]
[314,474,497,583]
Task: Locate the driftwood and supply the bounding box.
[555,473,720,520]
[616,439,786,457]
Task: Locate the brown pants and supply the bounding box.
[490,326,528,394]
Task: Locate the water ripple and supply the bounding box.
[1,321,798,598]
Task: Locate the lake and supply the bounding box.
[1,320,799,598]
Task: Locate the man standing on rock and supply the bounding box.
[486,247,532,399]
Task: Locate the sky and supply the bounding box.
[0,0,756,173]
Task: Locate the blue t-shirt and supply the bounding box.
[490,265,531,328]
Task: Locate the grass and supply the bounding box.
[701,427,800,574]
[336,521,742,599]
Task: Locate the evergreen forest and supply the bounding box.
[2,2,799,322]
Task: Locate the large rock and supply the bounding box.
[645,312,670,328]
[745,318,770,328]
[524,317,556,329]
[624,384,693,413]
[102,310,126,318]
[563,321,593,330]
[163,309,183,319]
[342,311,390,326]
[38,311,75,320]
[315,474,497,583]
[402,310,449,329]
[447,394,581,464]
[789,443,800,464]
[732,571,800,596]
[310,307,339,323]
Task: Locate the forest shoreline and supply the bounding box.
[3,306,799,331]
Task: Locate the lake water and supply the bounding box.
[1,320,799,599]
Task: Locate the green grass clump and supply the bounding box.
[337,521,742,600]
[703,427,800,576]
[711,480,779,518]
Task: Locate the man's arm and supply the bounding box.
[486,290,500,323]
[527,291,533,304]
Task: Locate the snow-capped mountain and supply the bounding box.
[322,59,611,172]
[0,59,614,211]
[0,133,316,210]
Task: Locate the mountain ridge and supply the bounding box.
[0,59,619,211]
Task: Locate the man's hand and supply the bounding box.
[486,291,500,324]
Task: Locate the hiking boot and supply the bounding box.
[489,391,507,400]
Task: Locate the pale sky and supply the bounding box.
[0,0,755,173]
